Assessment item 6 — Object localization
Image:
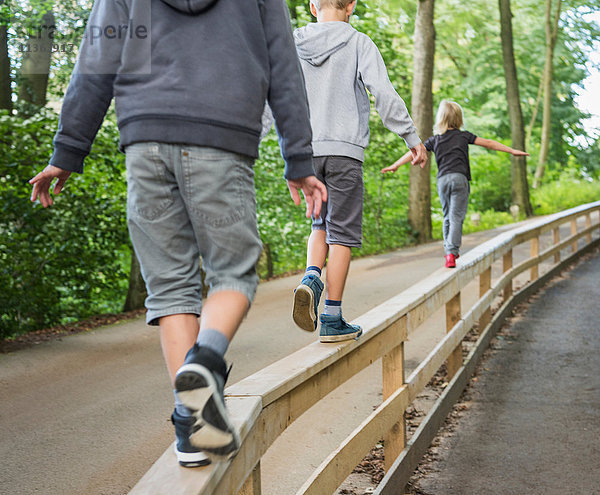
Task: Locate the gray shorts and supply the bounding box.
[125,142,262,325]
[312,156,364,248]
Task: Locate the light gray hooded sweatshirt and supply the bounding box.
[293,21,420,161]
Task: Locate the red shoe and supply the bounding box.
[445,253,456,268]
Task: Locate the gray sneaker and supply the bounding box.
[292,274,324,332]
[319,313,362,343]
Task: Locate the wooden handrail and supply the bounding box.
[130,200,600,495]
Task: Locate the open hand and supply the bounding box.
[511,149,530,157]
[286,176,328,219]
[381,164,399,174]
[29,165,72,208]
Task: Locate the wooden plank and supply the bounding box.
[228,306,408,406]
[571,218,578,253]
[238,462,261,495]
[129,396,262,495]
[478,267,492,333]
[503,249,513,301]
[445,293,462,379]
[586,213,592,243]
[405,317,470,403]
[530,236,539,281]
[382,320,407,471]
[553,227,560,264]
[297,386,411,495]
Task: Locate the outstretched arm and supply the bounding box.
[357,35,421,152]
[474,137,529,156]
[381,151,412,173]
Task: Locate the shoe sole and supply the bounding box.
[174,444,211,468]
[292,284,317,332]
[175,364,241,460]
[319,328,362,343]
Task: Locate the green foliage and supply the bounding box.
[2,0,600,338]
[255,133,313,276]
[0,109,129,338]
[468,148,513,212]
[531,176,600,215]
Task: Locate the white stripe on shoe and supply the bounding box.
[292,284,317,332]
[175,363,240,458]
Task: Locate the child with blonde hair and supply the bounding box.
[382,100,528,268]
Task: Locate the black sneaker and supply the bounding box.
[171,410,211,468]
[174,344,240,460]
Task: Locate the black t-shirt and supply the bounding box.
[423,129,477,181]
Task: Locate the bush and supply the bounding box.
[0,109,130,338]
[531,178,600,215]
[468,150,512,212]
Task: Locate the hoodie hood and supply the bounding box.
[294,22,356,66]
[160,0,220,15]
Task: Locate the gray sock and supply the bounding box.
[323,299,342,316]
[174,390,192,417]
[196,328,229,357]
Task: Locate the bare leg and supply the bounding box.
[325,244,352,300]
[159,291,248,383]
[160,314,199,384]
[199,290,249,340]
[307,229,328,270]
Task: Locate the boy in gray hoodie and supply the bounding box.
[30,0,326,467]
[291,0,427,342]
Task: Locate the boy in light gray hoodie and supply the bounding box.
[291,0,427,342]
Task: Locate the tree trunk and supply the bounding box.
[0,20,11,110]
[123,249,147,312]
[498,0,533,216]
[533,0,561,189]
[18,11,55,111]
[408,0,435,243]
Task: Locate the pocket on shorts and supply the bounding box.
[126,143,174,221]
[326,156,363,191]
[183,148,254,228]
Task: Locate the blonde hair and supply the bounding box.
[310,0,355,11]
[434,100,464,135]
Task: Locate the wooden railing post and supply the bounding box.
[585,213,592,243]
[571,218,578,253]
[530,236,539,281]
[239,462,261,495]
[478,267,491,333]
[553,227,560,264]
[445,293,462,379]
[503,249,513,302]
[382,316,407,472]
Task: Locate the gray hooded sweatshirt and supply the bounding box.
[51,0,314,180]
[293,22,420,161]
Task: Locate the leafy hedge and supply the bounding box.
[0,110,130,338]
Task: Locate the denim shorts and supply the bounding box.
[125,142,263,325]
[311,155,364,248]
